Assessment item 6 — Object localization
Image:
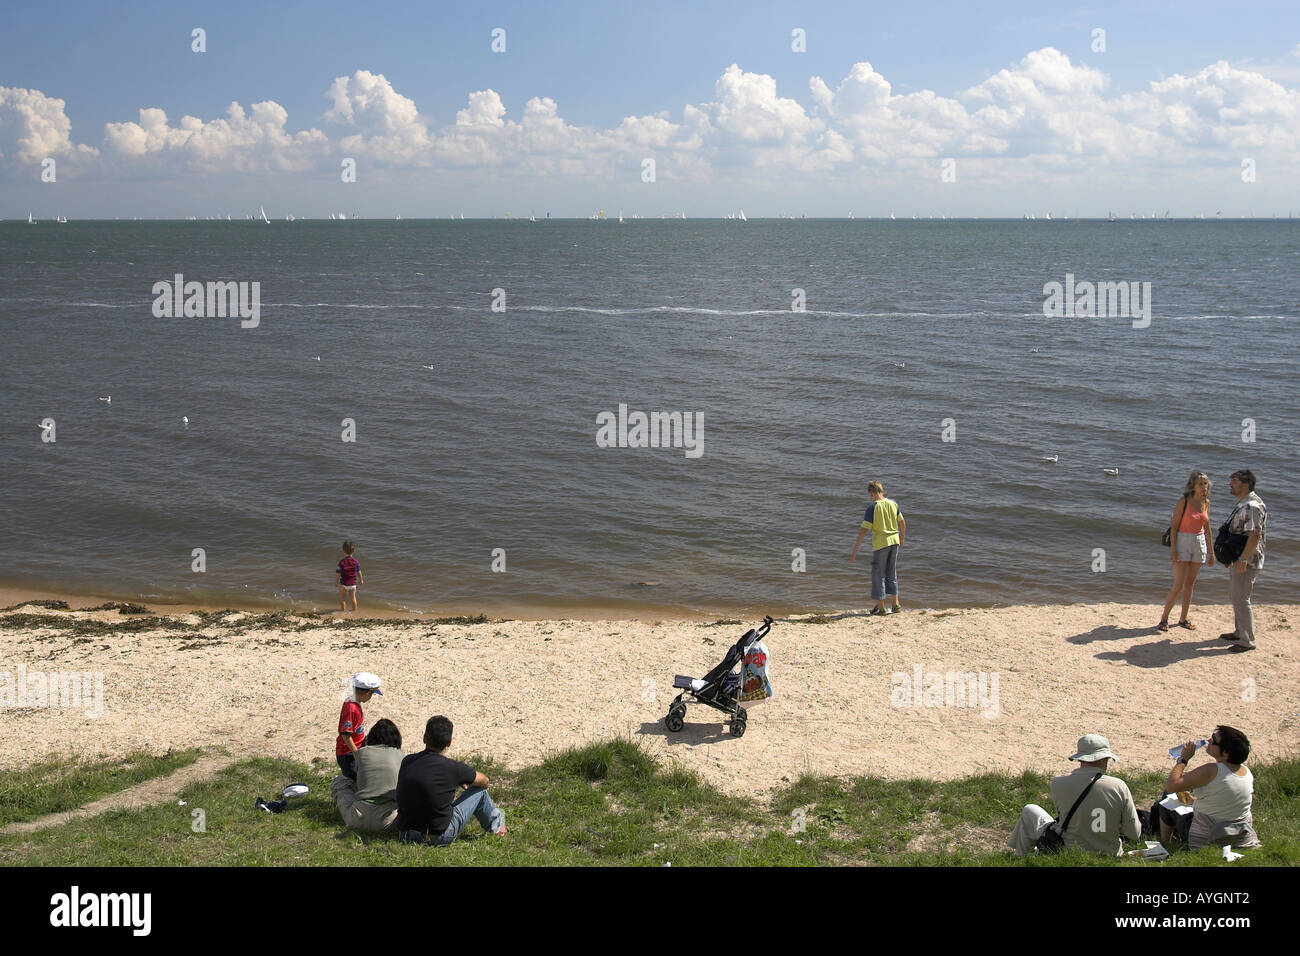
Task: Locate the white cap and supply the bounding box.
[352,672,382,695]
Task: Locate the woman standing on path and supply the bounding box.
[1158,471,1214,632]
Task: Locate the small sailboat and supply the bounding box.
[28,213,35,224]
[739,209,747,222]
[889,212,895,220]
[260,205,270,224]
[530,213,537,222]
[618,210,624,223]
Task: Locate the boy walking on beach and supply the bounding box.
[850,481,906,615]
[336,671,382,781]
[337,540,363,612]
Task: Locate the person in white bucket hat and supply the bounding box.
[335,672,382,781]
[1007,734,1141,856]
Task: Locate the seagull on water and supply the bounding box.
[893,362,906,369]
[182,416,189,425]
[97,396,111,404]
[1101,467,1119,476]
[312,356,321,362]
[421,364,436,371]
[1041,455,1058,463]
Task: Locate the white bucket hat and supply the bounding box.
[1069,733,1117,762]
[352,672,382,695]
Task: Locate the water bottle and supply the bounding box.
[1168,739,1206,760]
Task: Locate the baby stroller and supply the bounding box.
[664,616,772,738]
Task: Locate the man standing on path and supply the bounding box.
[1221,469,1267,653]
[850,480,906,615]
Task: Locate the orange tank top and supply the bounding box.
[1179,500,1209,534]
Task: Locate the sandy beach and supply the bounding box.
[4,599,1297,798]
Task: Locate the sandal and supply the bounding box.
[1177,619,1196,630]
[1157,620,1170,632]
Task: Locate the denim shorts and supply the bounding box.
[1175,531,1206,563]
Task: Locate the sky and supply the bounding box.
[2,0,1299,218]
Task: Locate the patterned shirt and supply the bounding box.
[1228,492,1267,569]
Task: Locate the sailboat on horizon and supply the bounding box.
[259,205,270,224]
[739,209,747,222]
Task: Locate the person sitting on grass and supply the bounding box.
[336,672,381,781]
[331,718,402,833]
[1157,725,1261,852]
[1007,733,1141,856]
[396,715,506,845]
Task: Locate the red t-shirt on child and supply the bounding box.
[338,556,360,586]
[336,700,365,755]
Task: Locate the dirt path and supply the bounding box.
[2,753,236,835]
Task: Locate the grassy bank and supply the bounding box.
[0,749,204,827]
[3,740,1296,865]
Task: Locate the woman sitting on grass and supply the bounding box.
[1160,725,1261,851]
[331,718,403,833]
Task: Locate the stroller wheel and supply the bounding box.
[665,712,685,733]
[729,717,747,738]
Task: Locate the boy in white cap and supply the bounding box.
[1007,733,1141,856]
[336,672,382,781]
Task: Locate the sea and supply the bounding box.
[1,218,1295,617]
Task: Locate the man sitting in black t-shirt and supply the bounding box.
[396,715,507,845]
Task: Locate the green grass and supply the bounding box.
[0,749,204,827]
[2,742,1295,866]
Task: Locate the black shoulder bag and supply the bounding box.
[1162,495,1186,548]
[1035,772,1103,853]
[1214,503,1250,566]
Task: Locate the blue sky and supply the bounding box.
[3,1,1299,216]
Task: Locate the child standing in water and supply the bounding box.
[337,540,363,612]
